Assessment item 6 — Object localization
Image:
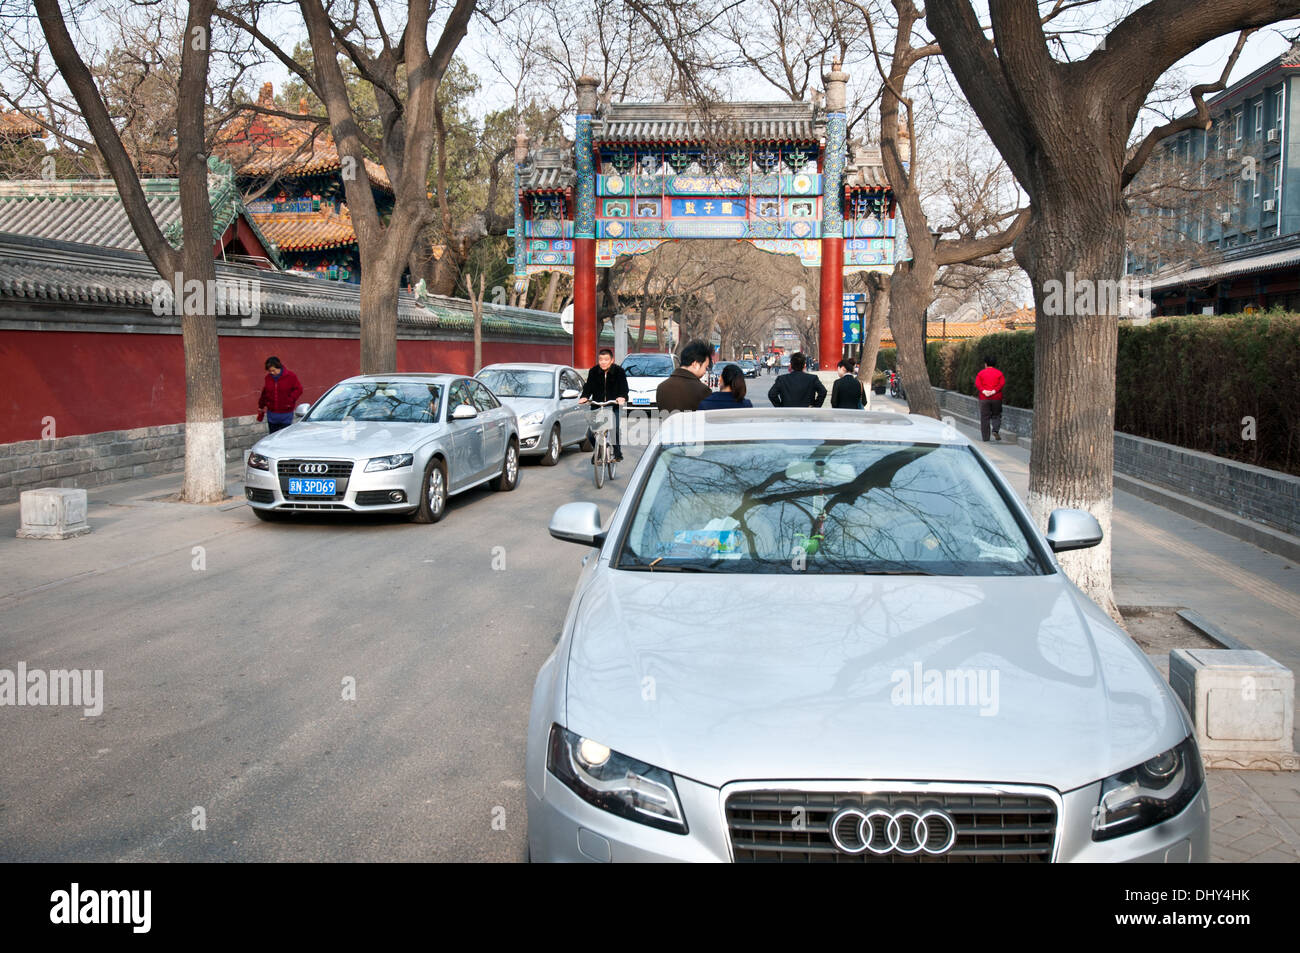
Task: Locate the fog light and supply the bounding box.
[388,490,405,502]
[245,488,254,500]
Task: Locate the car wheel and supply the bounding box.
[409,458,448,523]
[540,426,561,466]
[494,439,520,491]
[252,507,281,522]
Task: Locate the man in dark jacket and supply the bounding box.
[258,356,304,432]
[768,352,826,408]
[580,348,629,460]
[656,340,712,413]
[830,359,866,409]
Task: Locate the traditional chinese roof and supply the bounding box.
[0,159,282,268]
[518,146,576,192]
[844,141,890,189]
[592,101,823,144]
[0,110,43,139]
[215,82,392,191]
[1282,39,1300,68]
[255,205,358,252]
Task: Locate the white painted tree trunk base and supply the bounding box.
[1028,490,1121,622]
[183,420,227,504]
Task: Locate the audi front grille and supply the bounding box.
[725,789,1057,863]
[276,459,354,501]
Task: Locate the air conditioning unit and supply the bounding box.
[1263,199,1276,211]
[1221,211,1233,224]
[1267,128,1280,142]
[1227,147,1238,159]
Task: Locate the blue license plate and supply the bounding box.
[631,396,650,405]
[288,478,336,496]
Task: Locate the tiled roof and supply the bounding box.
[593,102,822,144]
[215,82,392,191]
[0,111,43,139]
[845,142,889,189]
[0,232,574,339]
[254,206,357,252]
[0,163,283,269]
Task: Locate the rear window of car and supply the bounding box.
[624,354,675,377]
[616,439,1045,576]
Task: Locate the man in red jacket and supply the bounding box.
[258,356,304,433]
[975,357,1005,442]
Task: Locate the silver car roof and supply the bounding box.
[477,363,570,371]
[336,373,464,383]
[656,408,970,446]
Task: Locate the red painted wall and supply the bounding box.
[0,329,574,443]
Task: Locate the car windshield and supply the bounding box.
[624,354,674,377]
[306,381,442,422]
[617,439,1043,575]
[477,369,553,399]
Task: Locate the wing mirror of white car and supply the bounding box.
[561,388,581,399]
[550,502,606,547]
[294,402,312,418]
[1045,508,1104,552]
[451,403,478,420]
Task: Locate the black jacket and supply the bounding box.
[830,375,866,409]
[768,370,827,408]
[581,363,629,402]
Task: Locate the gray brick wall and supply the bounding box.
[0,416,266,503]
[934,389,1300,538]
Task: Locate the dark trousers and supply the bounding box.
[979,399,1002,440]
[587,406,622,456]
[267,417,293,433]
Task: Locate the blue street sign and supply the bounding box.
[842,293,865,345]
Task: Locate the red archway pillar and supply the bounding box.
[819,237,844,370]
[573,239,597,369]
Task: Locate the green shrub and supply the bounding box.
[876,348,896,372]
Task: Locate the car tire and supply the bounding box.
[252,507,281,522]
[410,458,448,523]
[540,426,561,466]
[494,439,520,491]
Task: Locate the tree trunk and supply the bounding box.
[542,271,560,312]
[360,256,402,373]
[1019,196,1127,619]
[888,263,941,418]
[858,272,890,396]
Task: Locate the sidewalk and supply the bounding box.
[870,394,1300,861]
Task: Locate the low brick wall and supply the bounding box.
[0,416,264,503]
[934,388,1300,539]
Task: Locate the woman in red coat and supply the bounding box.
[257,356,304,433]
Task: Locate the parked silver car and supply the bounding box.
[476,363,589,465]
[527,409,1209,862]
[243,373,519,523]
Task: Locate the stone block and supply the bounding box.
[1169,649,1297,770]
[17,487,91,539]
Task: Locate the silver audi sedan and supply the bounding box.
[243,373,519,523]
[476,363,590,465]
[527,409,1209,862]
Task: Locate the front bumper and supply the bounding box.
[518,428,546,457]
[243,459,421,514]
[526,774,1211,863]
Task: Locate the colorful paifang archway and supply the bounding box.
[512,67,908,368]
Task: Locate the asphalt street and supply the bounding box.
[0,414,658,861]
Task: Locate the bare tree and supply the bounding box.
[30,0,229,502]
[925,0,1297,614]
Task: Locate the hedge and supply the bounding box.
[920,312,1300,474]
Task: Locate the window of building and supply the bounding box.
[1235,109,1244,141]
[1276,85,1285,127]
[1255,100,1264,136]
[1271,159,1281,199]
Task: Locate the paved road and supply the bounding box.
[0,433,644,861]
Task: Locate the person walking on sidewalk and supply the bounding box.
[975,357,1005,442]
[830,359,866,409]
[656,339,712,413]
[579,347,629,461]
[258,356,303,433]
[768,352,826,408]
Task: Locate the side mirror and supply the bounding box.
[1046,508,1103,553]
[294,403,312,418]
[550,502,605,547]
[451,403,478,420]
[561,388,581,400]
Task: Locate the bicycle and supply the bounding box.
[585,400,621,489]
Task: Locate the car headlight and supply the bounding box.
[1091,735,1203,841]
[547,725,687,834]
[518,410,545,428]
[364,453,414,472]
[247,452,270,471]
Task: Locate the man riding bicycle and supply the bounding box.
[579,347,629,462]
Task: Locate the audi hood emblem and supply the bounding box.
[829,806,958,856]
[297,463,329,474]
